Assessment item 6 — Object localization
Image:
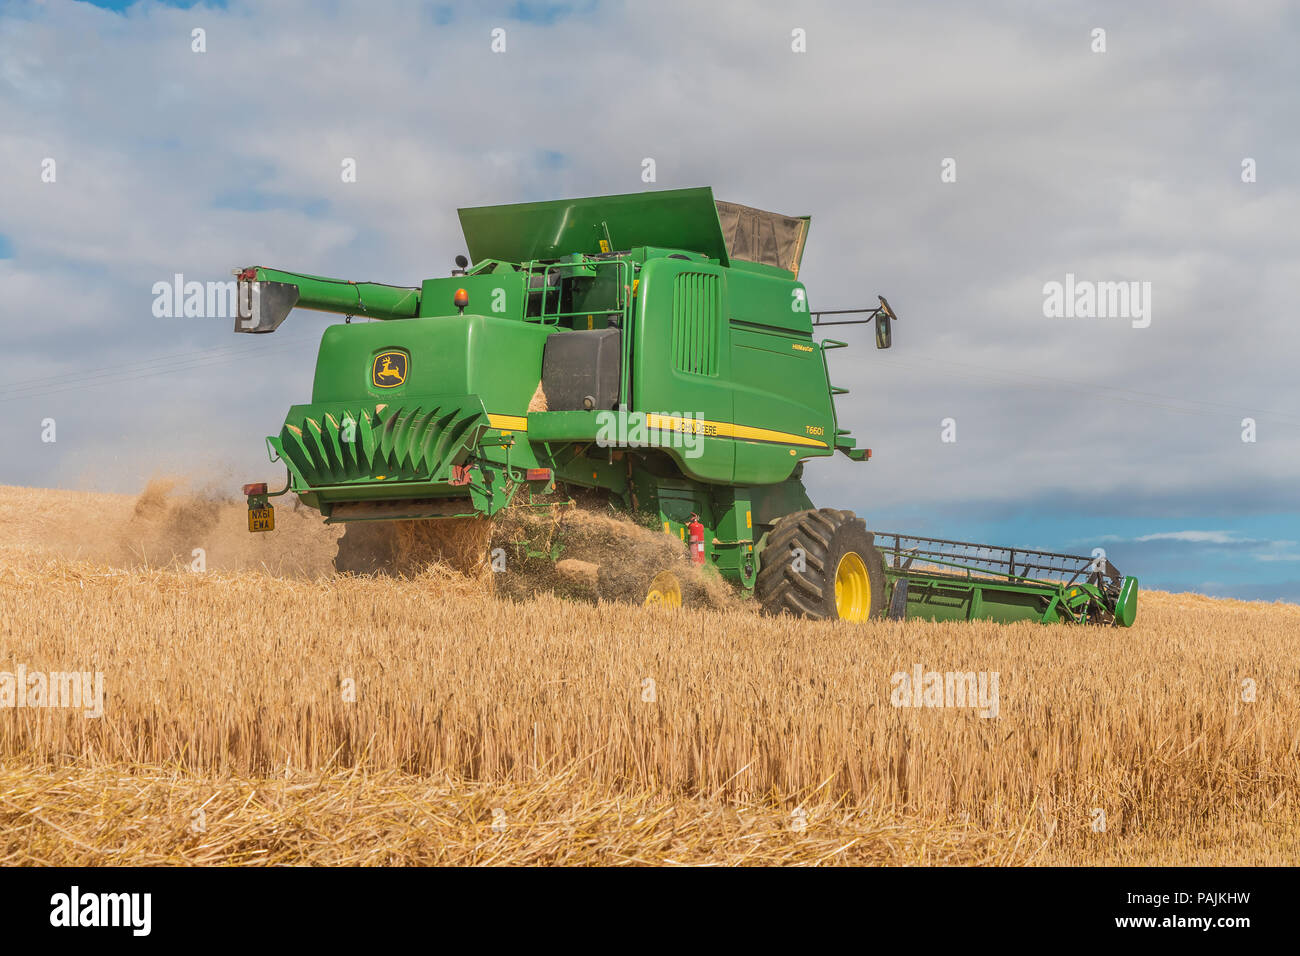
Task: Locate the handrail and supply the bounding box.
[523,258,631,327]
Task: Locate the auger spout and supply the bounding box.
[234,266,421,333]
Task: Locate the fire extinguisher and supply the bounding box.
[688,514,706,565]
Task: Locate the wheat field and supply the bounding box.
[0,482,1297,865]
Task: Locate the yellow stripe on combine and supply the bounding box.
[487,414,529,432]
[644,413,828,449]
[491,410,827,449]
[730,422,829,448]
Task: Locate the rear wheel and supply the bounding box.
[756,508,885,621]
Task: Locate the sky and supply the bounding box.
[1,0,1298,601]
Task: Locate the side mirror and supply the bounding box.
[875,312,892,349]
[874,294,898,349]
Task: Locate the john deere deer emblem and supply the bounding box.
[372,351,408,388]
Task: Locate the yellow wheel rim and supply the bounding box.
[834,551,872,621]
[644,570,682,608]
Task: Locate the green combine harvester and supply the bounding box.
[236,187,1137,626]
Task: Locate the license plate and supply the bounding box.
[248,505,275,533]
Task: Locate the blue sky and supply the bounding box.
[2,0,1298,602]
[72,0,582,18]
[75,0,226,10]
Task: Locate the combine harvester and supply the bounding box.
[235,187,1137,626]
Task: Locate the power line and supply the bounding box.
[0,337,299,392]
[902,354,1300,422]
[0,336,319,404]
[860,356,1300,428]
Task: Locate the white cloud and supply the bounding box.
[1134,531,1244,544]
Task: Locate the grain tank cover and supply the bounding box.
[458,187,809,277]
[714,200,809,278]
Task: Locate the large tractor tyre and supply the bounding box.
[334,521,397,574]
[755,508,886,622]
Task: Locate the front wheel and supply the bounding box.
[644,570,683,608]
[755,508,886,621]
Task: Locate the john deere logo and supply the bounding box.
[372,351,408,388]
